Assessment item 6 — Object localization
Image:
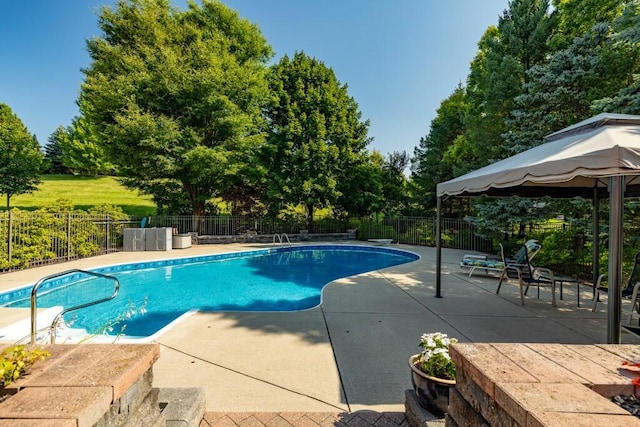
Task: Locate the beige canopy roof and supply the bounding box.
[437,113,640,199]
[434,113,640,344]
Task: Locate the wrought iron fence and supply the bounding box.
[0,212,501,272]
[355,217,494,253]
[0,211,138,272]
[146,215,351,235]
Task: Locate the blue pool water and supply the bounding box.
[0,245,418,338]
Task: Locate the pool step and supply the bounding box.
[158,387,206,427]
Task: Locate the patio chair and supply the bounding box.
[496,241,555,306]
[495,239,542,293]
[592,251,640,325]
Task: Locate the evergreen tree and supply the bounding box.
[44,127,70,174]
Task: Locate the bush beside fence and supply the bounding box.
[0,211,138,271]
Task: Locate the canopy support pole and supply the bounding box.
[435,196,443,298]
[593,184,600,297]
[607,176,625,344]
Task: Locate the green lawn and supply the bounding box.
[6,175,156,216]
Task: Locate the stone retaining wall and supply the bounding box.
[446,343,640,426]
[0,344,204,426]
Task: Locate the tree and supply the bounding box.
[591,1,640,114]
[380,151,410,216]
[0,104,44,209]
[44,127,70,174]
[263,51,370,228]
[464,0,556,166]
[334,151,384,219]
[550,0,625,49]
[507,21,639,153]
[410,86,467,213]
[58,115,114,176]
[79,0,272,216]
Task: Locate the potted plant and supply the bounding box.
[408,332,457,415]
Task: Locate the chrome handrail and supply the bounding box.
[281,233,291,246]
[272,233,291,246]
[30,269,120,344]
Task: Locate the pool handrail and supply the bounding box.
[30,269,120,344]
[272,233,291,246]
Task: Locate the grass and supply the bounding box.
[5,175,156,217]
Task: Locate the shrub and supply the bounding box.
[0,345,50,387]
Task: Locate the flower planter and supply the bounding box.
[409,354,456,416]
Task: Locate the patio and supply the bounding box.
[1,242,639,425]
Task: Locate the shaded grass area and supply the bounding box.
[5,175,155,216]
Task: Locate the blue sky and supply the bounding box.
[1,0,509,160]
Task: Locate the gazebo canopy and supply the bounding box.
[434,113,640,344]
[437,113,640,199]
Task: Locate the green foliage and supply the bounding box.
[334,151,384,218]
[416,332,457,380]
[0,345,50,387]
[44,127,70,174]
[80,0,272,216]
[57,116,115,176]
[354,221,398,241]
[530,227,592,278]
[0,202,130,271]
[550,0,625,49]
[466,197,556,240]
[0,104,44,209]
[398,220,435,246]
[507,23,638,153]
[410,86,467,212]
[263,51,370,227]
[380,151,410,216]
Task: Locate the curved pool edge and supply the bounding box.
[0,243,421,343]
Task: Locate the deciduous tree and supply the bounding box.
[0,104,44,209]
[80,0,272,216]
[263,51,370,228]
[58,115,114,176]
[410,86,467,212]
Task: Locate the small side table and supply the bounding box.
[554,275,583,306]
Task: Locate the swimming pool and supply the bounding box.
[0,245,418,339]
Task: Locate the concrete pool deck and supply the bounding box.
[1,242,639,419]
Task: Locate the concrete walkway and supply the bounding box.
[1,242,639,425]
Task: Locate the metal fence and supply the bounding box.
[146,215,351,235]
[0,211,138,272]
[0,213,497,273]
[355,216,494,253]
[145,215,493,252]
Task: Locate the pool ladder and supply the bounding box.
[272,233,291,246]
[30,269,120,344]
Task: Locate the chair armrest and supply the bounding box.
[504,265,523,280]
[595,273,607,289]
[533,267,554,281]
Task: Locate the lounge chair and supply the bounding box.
[593,251,640,326]
[461,239,541,278]
[496,241,555,305]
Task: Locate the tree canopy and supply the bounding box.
[411,0,640,221]
[79,0,272,216]
[263,51,370,227]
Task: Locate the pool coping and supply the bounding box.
[0,243,420,344]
